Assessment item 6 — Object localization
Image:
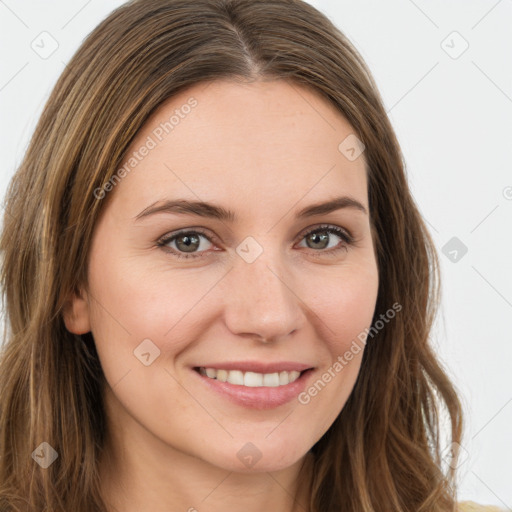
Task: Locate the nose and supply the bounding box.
[222,244,305,343]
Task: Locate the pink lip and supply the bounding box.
[191,366,315,410]
[193,361,313,373]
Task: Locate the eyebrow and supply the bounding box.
[134,195,368,223]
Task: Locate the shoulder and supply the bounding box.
[458,501,509,512]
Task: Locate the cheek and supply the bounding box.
[302,260,379,356]
[290,260,378,412]
[86,247,234,395]
[87,242,209,340]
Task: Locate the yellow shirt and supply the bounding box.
[459,501,509,511]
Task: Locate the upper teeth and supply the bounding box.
[199,367,302,387]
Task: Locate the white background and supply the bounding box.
[1,0,511,508]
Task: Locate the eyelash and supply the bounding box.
[156,224,354,260]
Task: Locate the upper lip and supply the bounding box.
[194,361,314,373]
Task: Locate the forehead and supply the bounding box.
[109,79,368,218]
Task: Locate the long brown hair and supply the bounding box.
[0,0,464,510]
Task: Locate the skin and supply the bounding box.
[64,79,379,512]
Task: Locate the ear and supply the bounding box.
[62,286,91,335]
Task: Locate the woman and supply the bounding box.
[0,0,500,510]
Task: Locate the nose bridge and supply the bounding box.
[223,238,304,340]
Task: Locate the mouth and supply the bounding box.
[192,364,315,410]
[195,367,307,387]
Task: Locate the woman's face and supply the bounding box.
[65,79,379,474]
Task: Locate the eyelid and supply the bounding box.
[299,223,353,243]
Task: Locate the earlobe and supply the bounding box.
[62,287,91,335]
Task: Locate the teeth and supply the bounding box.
[199,368,302,387]
[205,368,217,378]
[244,371,263,387]
[216,369,228,382]
[227,370,244,385]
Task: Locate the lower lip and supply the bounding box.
[192,368,314,410]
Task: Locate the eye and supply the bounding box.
[156,224,354,260]
[157,228,216,260]
[296,224,353,257]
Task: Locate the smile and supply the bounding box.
[198,367,302,387]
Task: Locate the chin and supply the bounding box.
[203,439,310,474]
